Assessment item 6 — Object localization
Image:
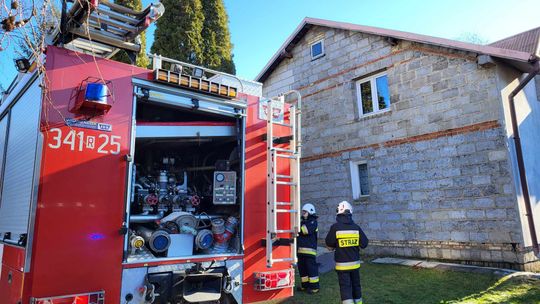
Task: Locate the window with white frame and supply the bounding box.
[355,72,390,116]
[310,39,324,60]
[349,161,370,199]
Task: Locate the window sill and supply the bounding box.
[356,108,391,121]
[311,54,325,61]
[353,195,370,202]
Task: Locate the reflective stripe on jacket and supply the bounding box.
[298,247,317,256]
[335,260,361,271]
[297,215,318,256]
[325,213,368,270]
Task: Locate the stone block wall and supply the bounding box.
[302,125,524,269]
[264,27,502,157]
[260,25,535,269]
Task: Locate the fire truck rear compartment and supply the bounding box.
[126,100,243,262]
[122,264,238,304]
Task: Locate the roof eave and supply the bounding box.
[256,18,539,83]
[255,18,312,82]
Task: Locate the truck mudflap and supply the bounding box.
[121,259,242,303]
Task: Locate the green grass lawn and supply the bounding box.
[283,262,540,304]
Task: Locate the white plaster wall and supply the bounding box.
[496,64,540,251]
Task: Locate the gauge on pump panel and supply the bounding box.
[213,171,237,205]
[216,173,225,182]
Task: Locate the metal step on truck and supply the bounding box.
[0,0,302,303]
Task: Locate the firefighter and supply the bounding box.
[325,201,368,304]
[296,203,319,294]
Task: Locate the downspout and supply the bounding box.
[507,58,540,257]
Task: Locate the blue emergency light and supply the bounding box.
[72,81,112,113]
[85,83,108,104]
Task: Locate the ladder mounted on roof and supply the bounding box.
[264,91,302,268]
[54,0,164,59]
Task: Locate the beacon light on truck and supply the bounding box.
[154,69,238,99]
[71,78,113,114]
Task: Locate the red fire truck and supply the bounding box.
[0,1,302,303]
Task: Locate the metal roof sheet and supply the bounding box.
[490,26,540,55]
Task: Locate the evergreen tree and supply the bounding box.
[112,0,150,67]
[201,0,235,74]
[151,0,204,65]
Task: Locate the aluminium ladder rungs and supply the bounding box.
[276,202,292,206]
[89,14,138,32]
[276,154,297,159]
[272,121,293,128]
[272,147,294,153]
[57,0,164,59]
[100,0,152,19]
[96,7,140,24]
[88,19,128,36]
[69,27,140,52]
[276,209,297,213]
[276,181,297,186]
[266,92,302,268]
[273,258,295,263]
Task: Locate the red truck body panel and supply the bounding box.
[0,245,25,303]
[0,46,295,304]
[24,47,148,303]
[242,97,294,302]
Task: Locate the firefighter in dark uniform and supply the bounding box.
[296,203,319,294]
[325,201,368,304]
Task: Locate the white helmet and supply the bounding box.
[302,203,316,215]
[337,201,353,214]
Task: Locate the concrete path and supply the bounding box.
[315,248,540,279]
[372,257,540,278]
[316,247,335,274]
[315,250,540,279]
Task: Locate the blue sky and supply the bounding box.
[1,0,539,89]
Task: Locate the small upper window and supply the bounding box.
[310,40,324,60]
[355,72,390,116]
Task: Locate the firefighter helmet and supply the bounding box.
[302,203,316,215]
[337,201,353,214]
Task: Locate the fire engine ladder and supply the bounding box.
[266,90,302,268]
[54,0,164,59]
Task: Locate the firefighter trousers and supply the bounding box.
[337,269,362,304]
[297,255,319,290]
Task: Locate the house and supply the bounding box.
[256,18,540,271]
